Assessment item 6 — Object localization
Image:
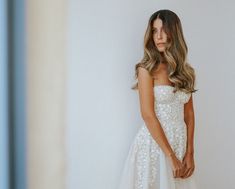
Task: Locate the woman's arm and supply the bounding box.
[184,95,195,155]
[181,94,196,178]
[137,67,175,158]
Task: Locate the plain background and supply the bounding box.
[66,0,235,189]
[0,0,8,188]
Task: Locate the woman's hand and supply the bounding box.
[180,152,195,178]
[167,154,186,178]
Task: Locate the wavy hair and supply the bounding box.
[131,9,198,94]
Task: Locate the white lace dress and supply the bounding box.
[118,85,197,189]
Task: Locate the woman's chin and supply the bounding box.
[157,49,165,52]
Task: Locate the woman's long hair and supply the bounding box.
[131,9,198,94]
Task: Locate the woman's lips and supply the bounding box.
[157,43,165,46]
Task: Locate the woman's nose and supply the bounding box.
[157,31,162,39]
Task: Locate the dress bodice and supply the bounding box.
[118,85,198,189]
[153,85,191,126]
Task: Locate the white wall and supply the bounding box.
[66,0,235,189]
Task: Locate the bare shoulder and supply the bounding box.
[137,67,153,89]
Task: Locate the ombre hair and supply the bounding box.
[131,9,198,94]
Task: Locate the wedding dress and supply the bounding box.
[118,85,197,189]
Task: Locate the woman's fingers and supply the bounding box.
[185,169,192,177]
[172,157,193,178]
[181,168,190,178]
[181,163,187,175]
[173,164,185,178]
[177,169,181,178]
[173,169,178,178]
[181,167,194,178]
[173,168,180,178]
[186,167,195,177]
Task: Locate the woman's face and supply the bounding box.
[152,18,168,52]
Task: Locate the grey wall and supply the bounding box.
[67,0,235,189]
[0,0,8,189]
[9,0,27,188]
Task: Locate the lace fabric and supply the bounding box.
[118,85,197,189]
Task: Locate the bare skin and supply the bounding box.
[152,16,168,52]
[137,17,196,179]
[182,93,195,178]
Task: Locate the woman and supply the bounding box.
[118,9,198,189]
